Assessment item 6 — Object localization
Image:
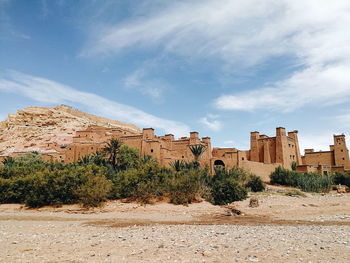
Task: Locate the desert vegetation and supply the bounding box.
[0,140,266,208]
[269,166,350,192]
[4,139,349,208]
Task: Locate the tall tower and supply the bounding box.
[333,134,350,169]
[250,131,260,162]
[263,140,271,163]
[275,127,288,167]
[288,130,302,165]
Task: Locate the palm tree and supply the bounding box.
[189,144,207,169]
[103,139,123,170]
[78,151,107,166]
[170,160,185,172]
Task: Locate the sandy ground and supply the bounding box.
[1,191,350,263]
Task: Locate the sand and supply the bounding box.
[1,191,350,263]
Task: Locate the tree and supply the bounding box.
[189,144,207,169]
[78,151,107,166]
[103,139,123,171]
[170,160,185,172]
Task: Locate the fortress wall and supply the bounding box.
[303,151,335,166]
[240,161,279,182]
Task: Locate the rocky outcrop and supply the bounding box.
[0,105,140,155]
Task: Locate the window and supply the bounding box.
[242,157,244,160]
[343,158,345,160]
[341,149,344,152]
[151,149,154,153]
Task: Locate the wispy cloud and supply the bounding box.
[124,68,169,101]
[80,0,350,113]
[215,64,350,112]
[0,70,190,137]
[198,114,222,131]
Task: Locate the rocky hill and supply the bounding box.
[0,105,140,156]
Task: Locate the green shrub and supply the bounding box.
[333,171,350,187]
[168,170,201,205]
[117,146,141,171]
[75,175,112,207]
[270,167,333,193]
[211,177,248,205]
[245,175,265,192]
[112,160,170,202]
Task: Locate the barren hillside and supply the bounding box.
[0,105,140,155]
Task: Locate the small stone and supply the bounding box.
[202,251,212,257]
[249,197,259,208]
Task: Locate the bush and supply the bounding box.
[211,177,248,205]
[245,175,265,192]
[117,146,141,171]
[76,175,112,207]
[214,166,250,184]
[333,171,350,187]
[270,166,300,186]
[168,170,201,205]
[270,167,333,193]
[112,160,170,203]
[0,157,112,208]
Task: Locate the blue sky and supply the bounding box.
[1,0,350,152]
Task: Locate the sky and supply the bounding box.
[0,0,350,152]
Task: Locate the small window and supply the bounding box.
[341,149,344,152]
[151,149,154,153]
[242,157,244,160]
[182,156,184,158]
[343,158,345,160]
[91,147,94,150]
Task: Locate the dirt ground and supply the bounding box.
[1,190,350,263]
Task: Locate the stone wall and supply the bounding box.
[239,161,280,182]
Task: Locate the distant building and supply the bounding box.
[296,134,350,174]
[1,125,349,181]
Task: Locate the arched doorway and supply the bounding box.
[214,159,225,168]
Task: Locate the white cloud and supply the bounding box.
[215,64,350,112]
[81,0,350,112]
[198,114,222,131]
[0,70,190,137]
[124,68,168,100]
